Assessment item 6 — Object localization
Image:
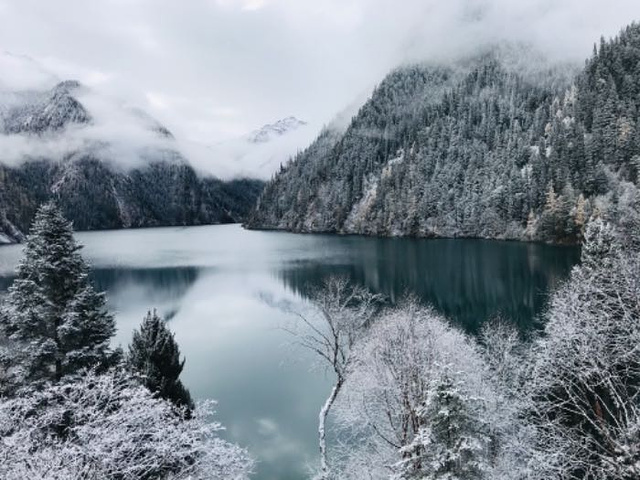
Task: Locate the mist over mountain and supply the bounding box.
[201,116,317,180]
[246,116,307,144]
[0,57,182,170]
[247,26,640,244]
[0,55,264,244]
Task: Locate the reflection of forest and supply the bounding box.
[276,238,580,333]
[0,267,201,302]
[91,267,201,297]
[92,267,203,321]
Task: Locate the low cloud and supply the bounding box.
[189,122,318,180]
[2,0,638,144]
[0,51,58,91]
[0,63,178,170]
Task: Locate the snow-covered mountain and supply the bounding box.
[205,116,316,180]
[247,33,640,244]
[0,69,183,169]
[0,54,264,243]
[246,116,307,143]
[0,80,90,135]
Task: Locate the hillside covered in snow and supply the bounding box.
[247,29,640,245]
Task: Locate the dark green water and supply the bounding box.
[0,224,580,479]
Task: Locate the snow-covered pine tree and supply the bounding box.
[127,310,194,411]
[399,375,488,480]
[0,202,116,388]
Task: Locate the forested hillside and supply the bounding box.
[247,25,640,244]
[0,158,263,244]
[0,80,264,243]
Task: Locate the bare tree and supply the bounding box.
[333,299,493,479]
[480,320,539,480]
[0,369,253,480]
[281,276,380,479]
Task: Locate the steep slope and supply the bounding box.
[0,79,264,243]
[247,28,640,244]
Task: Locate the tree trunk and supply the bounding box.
[319,377,343,479]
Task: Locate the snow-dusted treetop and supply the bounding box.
[0,369,254,480]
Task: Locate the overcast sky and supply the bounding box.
[1,0,639,145]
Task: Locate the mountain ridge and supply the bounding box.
[246,29,640,245]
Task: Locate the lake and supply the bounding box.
[0,224,580,479]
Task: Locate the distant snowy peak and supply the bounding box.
[0,80,91,135]
[246,116,307,143]
[205,116,317,180]
[0,80,179,141]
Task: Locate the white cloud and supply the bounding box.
[242,0,268,11]
[0,52,58,90]
[0,69,177,169]
[188,121,317,179]
[145,91,171,110]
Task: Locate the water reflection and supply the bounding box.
[276,237,580,332]
[92,267,200,297]
[92,267,201,320]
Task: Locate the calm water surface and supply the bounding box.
[0,224,580,479]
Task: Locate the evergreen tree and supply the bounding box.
[127,310,194,411]
[580,216,621,271]
[574,193,588,239]
[423,376,487,480]
[539,184,561,239]
[398,375,488,480]
[0,202,115,387]
[525,210,537,240]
